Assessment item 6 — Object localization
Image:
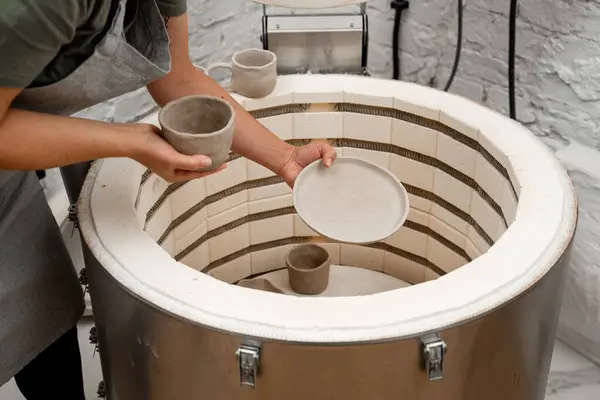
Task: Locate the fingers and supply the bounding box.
[172,163,227,182]
[174,154,213,171]
[320,144,337,168]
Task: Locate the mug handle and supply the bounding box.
[206,63,233,91]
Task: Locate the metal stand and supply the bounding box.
[259,2,369,75]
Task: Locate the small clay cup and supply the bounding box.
[286,244,331,295]
[237,278,283,294]
[207,48,277,98]
[158,95,235,171]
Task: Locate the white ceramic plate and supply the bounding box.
[293,156,409,244]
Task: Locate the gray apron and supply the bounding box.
[0,0,171,384]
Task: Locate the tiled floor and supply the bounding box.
[546,340,600,399]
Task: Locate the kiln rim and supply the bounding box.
[77,75,577,343]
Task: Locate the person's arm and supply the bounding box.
[146,14,312,177]
[0,0,223,183]
[0,90,142,168]
[0,88,221,182]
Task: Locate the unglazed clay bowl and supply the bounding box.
[158,95,235,171]
[293,156,410,244]
[286,244,331,295]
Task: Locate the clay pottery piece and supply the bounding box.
[237,278,284,294]
[286,244,331,295]
[158,95,235,171]
[207,48,277,98]
[293,156,410,244]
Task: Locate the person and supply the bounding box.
[0,0,337,398]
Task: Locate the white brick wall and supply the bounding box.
[78,0,600,364]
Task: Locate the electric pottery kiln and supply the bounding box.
[78,72,577,399]
[76,2,577,399]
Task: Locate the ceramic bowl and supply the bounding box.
[158,95,235,171]
[286,244,331,295]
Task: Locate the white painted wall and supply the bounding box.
[76,0,600,364]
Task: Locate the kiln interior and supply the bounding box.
[78,75,577,400]
[134,82,518,293]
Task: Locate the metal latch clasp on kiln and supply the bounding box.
[420,333,448,381]
[236,343,261,388]
[236,335,447,387]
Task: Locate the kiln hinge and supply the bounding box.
[420,333,447,381]
[68,203,79,233]
[236,342,261,388]
[97,380,106,398]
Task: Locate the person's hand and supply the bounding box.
[131,123,226,182]
[277,140,337,187]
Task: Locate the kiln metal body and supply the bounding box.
[84,242,571,400]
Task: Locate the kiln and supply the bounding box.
[75,1,576,398]
[78,73,577,399]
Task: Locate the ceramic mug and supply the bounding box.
[158,95,235,171]
[286,244,331,295]
[206,48,278,98]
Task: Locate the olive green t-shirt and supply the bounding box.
[0,0,187,89]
